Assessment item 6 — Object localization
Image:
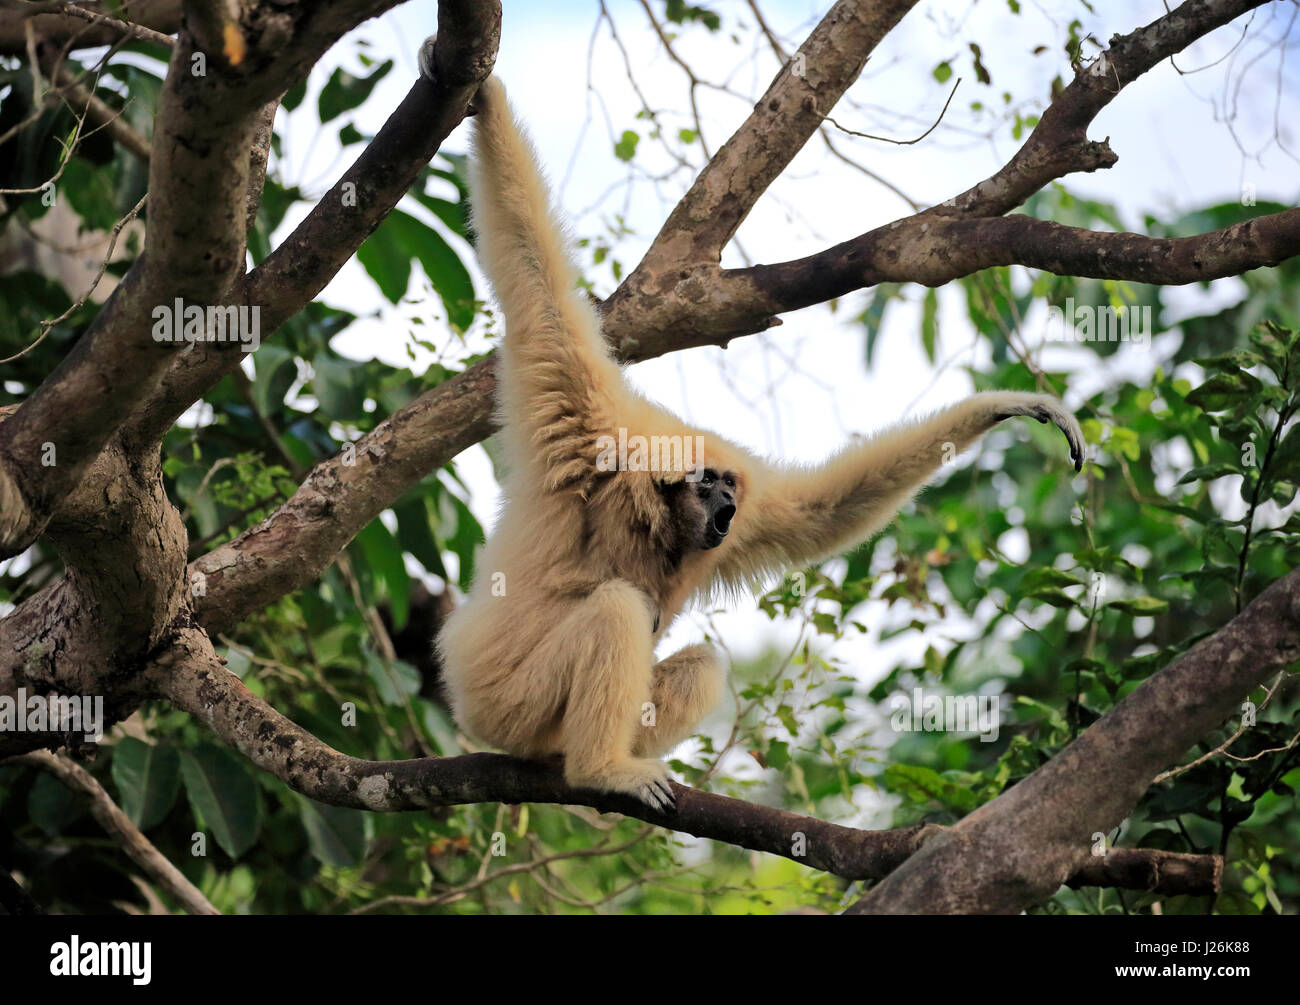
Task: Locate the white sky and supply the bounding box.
[266,0,1298,750]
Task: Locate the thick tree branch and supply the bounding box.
[847,565,1300,914]
[636,0,919,269]
[12,750,220,915]
[717,206,1300,325]
[149,626,1218,896]
[127,0,503,448]
[0,0,409,559]
[0,441,186,755]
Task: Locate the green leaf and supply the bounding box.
[1176,463,1241,485]
[1107,596,1169,615]
[1184,372,1262,412]
[111,737,181,830]
[61,157,121,232]
[883,763,977,812]
[356,216,413,303]
[28,771,85,835]
[359,211,476,329]
[355,518,411,630]
[393,492,447,579]
[365,650,421,705]
[411,190,469,241]
[282,79,307,111]
[318,60,393,123]
[179,743,263,858]
[614,130,640,162]
[933,61,953,83]
[298,796,367,867]
[1021,567,1086,591]
[1192,350,1262,376]
[1027,587,1075,608]
[920,287,939,363]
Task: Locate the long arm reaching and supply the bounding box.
[718,391,1083,585]
[461,72,623,490]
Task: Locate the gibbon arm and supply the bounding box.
[467,75,624,489]
[721,391,1083,581]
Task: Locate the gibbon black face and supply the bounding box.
[656,467,739,558]
[695,468,738,550]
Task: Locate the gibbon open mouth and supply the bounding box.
[703,504,735,548]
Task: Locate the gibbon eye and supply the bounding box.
[723,474,735,489]
[700,469,717,487]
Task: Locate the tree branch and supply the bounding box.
[721,205,1300,318]
[939,0,1273,218]
[149,625,1219,897]
[846,564,1300,914]
[634,0,920,270]
[12,749,220,915]
[127,0,502,448]
[0,1,180,55]
[0,0,412,559]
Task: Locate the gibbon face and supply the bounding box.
[657,466,743,559]
[695,468,738,549]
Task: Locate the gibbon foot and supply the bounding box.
[567,758,677,812]
[418,35,491,116]
[417,36,437,84]
[990,392,1084,472]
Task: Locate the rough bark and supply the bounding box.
[848,566,1300,914]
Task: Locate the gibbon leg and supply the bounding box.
[558,581,678,810]
[633,645,726,758]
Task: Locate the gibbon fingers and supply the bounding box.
[433,68,1084,811]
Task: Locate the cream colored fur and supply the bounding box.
[437,76,1083,810]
